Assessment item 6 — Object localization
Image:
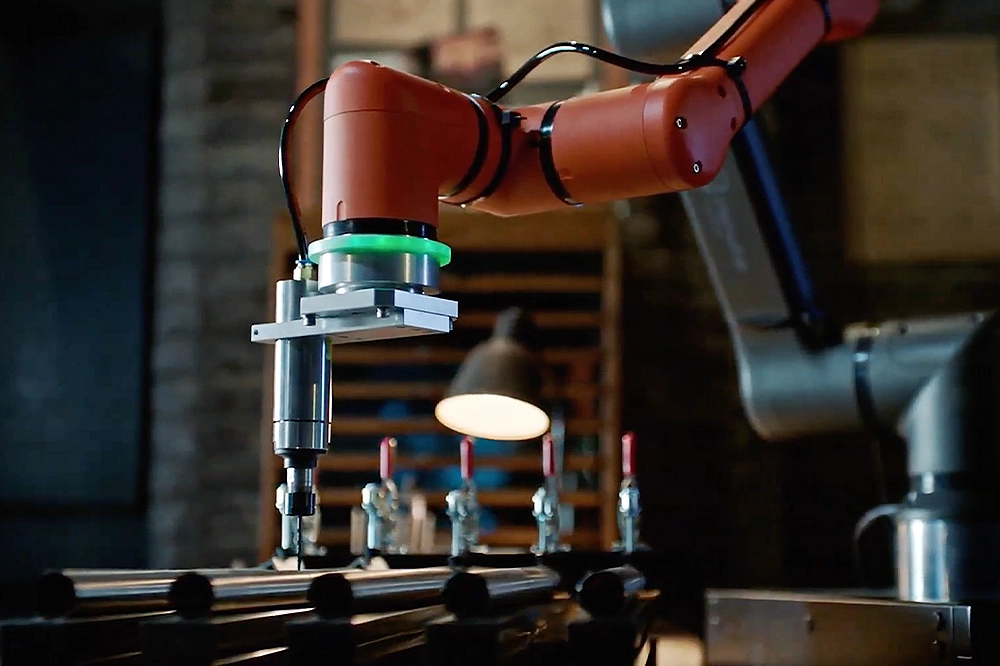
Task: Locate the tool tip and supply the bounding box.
[297,516,304,570]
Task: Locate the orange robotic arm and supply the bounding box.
[320,0,878,231]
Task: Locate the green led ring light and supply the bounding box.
[308,234,452,267]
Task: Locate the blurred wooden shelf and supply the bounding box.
[456,311,602,329]
[440,274,603,293]
[317,452,601,473]
[330,347,602,366]
[329,417,603,437]
[319,526,602,549]
[330,381,602,401]
[437,206,610,252]
[319,487,601,509]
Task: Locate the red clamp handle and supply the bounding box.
[460,437,474,481]
[542,433,555,478]
[621,432,636,477]
[379,436,396,480]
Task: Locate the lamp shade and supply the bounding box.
[435,308,549,440]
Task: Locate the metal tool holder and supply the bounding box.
[445,437,480,557]
[360,436,402,555]
[532,434,565,554]
[615,432,642,554]
[251,246,459,560]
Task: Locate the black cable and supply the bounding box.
[485,0,770,103]
[279,77,329,262]
[487,42,708,102]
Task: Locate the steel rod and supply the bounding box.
[36,569,273,618]
[0,611,170,666]
[139,608,312,665]
[307,567,455,619]
[286,607,445,665]
[168,570,348,618]
[442,566,560,618]
[575,565,646,617]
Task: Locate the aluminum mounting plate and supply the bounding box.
[251,288,458,345]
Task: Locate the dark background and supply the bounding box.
[0,0,162,613]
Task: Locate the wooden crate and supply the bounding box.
[257,206,622,559]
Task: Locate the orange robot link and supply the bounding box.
[321,0,878,230]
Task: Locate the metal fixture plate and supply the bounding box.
[299,288,457,318]
[704,589,998,665]
[251,288,458,345]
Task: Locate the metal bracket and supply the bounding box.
[251,288,459,345]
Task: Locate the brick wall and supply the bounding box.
[151,0,296,567]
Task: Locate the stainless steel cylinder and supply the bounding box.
[307,567,455,618]
[895,510,1000,602]
[317,252,439,294]
[272,277,332,517]
[272,280,332,456]
[36,569,276,618]
[576,565,645,617]
[442,566,560,617]
[169,570,347,618]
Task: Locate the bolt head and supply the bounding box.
[692,161,703,174]
[675,117,687,129]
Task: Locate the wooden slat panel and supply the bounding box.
[329,417,603,437]
[332,381,447,400]
[319,488,601,509]
[457,311,602,329]
[319,453,600,473]
[437,206,610,252]
[279,206,611,258]
[440,274,603,293]
[599,218,624,549]
[330,381,601,401]
[318,526,601,549]
[330,347,601,366]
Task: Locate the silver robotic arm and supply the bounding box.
[602,0,982,442]
[604,0,1000,603]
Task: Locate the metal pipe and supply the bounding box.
[285,606,446,665]
[442,566,560,618]
[139,608,313,663]
[0,611,170,666]
[168,570,349,618]
[307,567,455,619]
[576,566,646,617]
[36,569,274,618]
[214,648,288,666]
